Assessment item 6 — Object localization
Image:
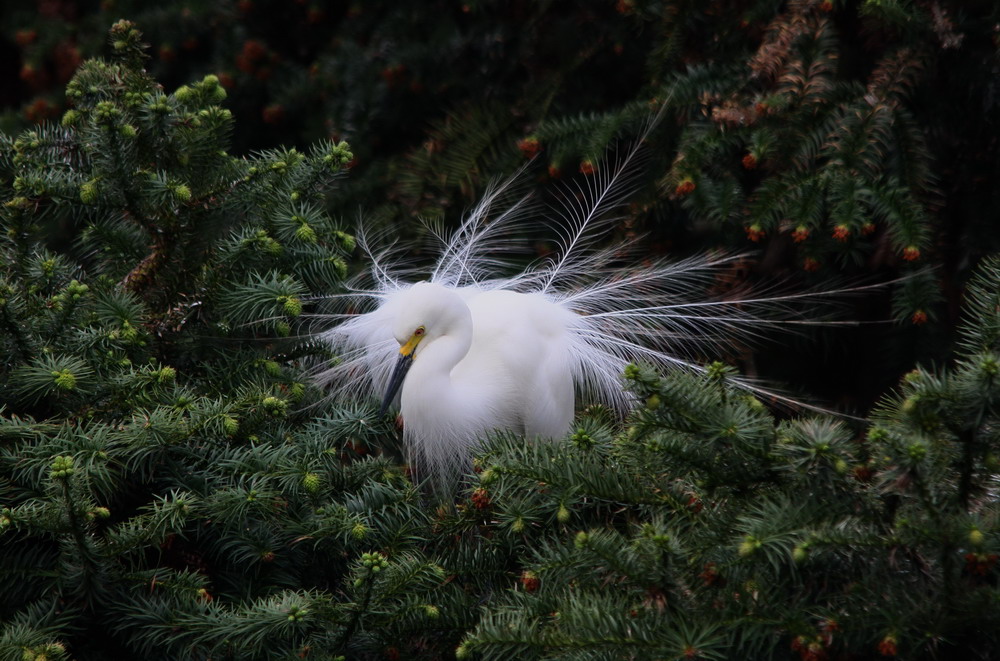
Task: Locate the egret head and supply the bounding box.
[380,281,470,415]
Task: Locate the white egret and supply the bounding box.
[316,135,856,487]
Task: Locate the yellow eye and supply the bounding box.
[414,326,426,336]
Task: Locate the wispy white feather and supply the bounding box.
[312,124,880,485]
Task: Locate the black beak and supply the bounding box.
[379,352,413,416]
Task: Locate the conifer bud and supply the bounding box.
[202,74,227,103]
[557,503,571,523]
[334,230,356,252]
[52,369,77,391]
[423,604,440,619]
[66,280,89,299]
[302,472,321,493]
[49,455,75,480]
[79,179,99,204]
[262,396,287,417]
[792,542,809,563]
[351,522,367,539]
[969,527,984,546]
[361,551,388,571]
[223,415,239,435]
[120,320,140,343]
[171,183,191,202]
[94,101,121,124]
[157,366,176,383]
[571,428,594,449]
[738,535,761,557]
[295,224,317,243]
[174,85,194,104]
[574,531,589,548]
[328,257,348,280]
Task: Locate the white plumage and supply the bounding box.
[315,135,846,486]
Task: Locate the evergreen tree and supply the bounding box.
[0,22,460,660]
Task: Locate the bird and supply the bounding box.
[314,131,859,489]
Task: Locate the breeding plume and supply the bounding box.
[317,137,839,486]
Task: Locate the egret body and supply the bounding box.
[378,282,576,479]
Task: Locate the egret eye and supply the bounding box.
[414,326,425,336]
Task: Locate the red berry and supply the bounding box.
[579,160,596,175]
[902,245,921,261]
[745,224,765,242]
[24,98,55,122]
[911,309,928,325]
[832,225,850,241]
[675,179,695,197]
[236,40,267,73]
[517,137,540,158]
[262,104,285,124]
[699,562,721,586]
[15,29,37,46]
[742,153,757,169]
[877,635,897,657]
[792,226,810,243]
[803,257,820,272]
[853,465,873,482]
[470,488,491,509]
[520,570,540,592]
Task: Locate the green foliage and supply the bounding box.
[458,257,1000,660]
